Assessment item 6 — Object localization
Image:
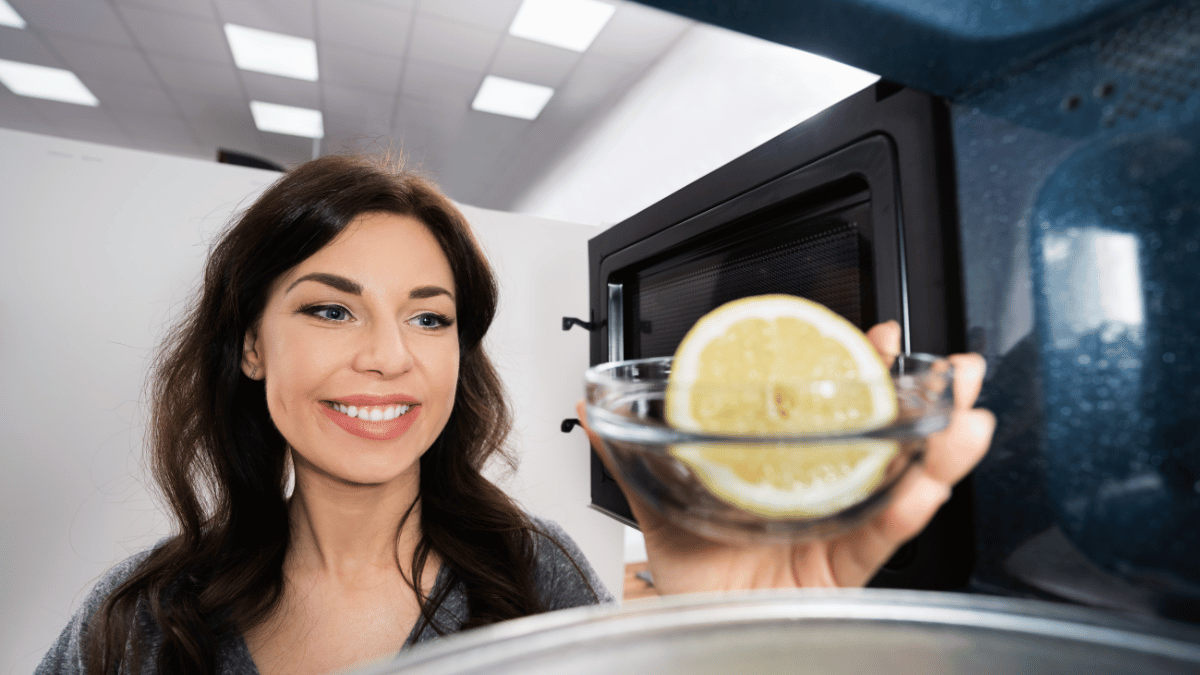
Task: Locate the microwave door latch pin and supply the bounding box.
[562,316,601,331]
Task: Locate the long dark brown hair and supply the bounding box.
[84,154,559,674]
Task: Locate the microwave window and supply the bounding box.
[629,200,874,359]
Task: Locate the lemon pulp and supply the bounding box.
[665,295,899,518]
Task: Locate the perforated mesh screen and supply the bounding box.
[1098,0,1200,126]
[629,201,873,358]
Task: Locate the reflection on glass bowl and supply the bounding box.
[585,354,955,545]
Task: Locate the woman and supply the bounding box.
[36,154,993,675]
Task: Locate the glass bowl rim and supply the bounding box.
[585,352,953,386]
[584,352,955,444]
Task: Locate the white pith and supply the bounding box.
[329,402,412,422]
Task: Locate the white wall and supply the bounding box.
[514,22,879,226]
[0,127,618,675]
[460,204,622,595]
[0,128,275,675]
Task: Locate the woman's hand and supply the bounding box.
[575,321,995,594]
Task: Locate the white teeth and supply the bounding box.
[330,402,413,421]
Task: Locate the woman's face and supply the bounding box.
[243,212,459,488]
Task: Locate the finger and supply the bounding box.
[866,320,901,367]
[871,472,953,552]
[947,352,986,410]
[826,470,950,587]
[922,407,995,486]
[827,407,994,586]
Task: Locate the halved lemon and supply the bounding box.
[665,294,899,518]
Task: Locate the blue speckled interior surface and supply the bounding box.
[633,0,1200,618]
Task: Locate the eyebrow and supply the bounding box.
[285,273,455,301]
[409,285,455,301]
[286,273,361,295]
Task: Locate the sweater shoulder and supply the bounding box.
[525,514,615,609]
[34,542,165,675]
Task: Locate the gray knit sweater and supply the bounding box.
[35,515,612,674]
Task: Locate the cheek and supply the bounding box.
[429,345,460,422]
[262,331,343,418]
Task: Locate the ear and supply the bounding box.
[242,328,264,380]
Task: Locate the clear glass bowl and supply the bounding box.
[584,353,955,545]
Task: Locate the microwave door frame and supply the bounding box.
[597,133,907,364]
[591,134,907,527]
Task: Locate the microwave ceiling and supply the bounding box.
[0,0,692,208]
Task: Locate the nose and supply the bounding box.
[353,318,415,378]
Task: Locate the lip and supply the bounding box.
[327,393,419,407]
[318,399,421,441]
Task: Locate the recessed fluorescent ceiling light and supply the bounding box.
[0,59,98,105]
[509,0,615,52]
[225,24,318,81]
[250,100,324,138]
[0,0,26,28]
[472,76,554,120]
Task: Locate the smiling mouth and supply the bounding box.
[322,401,416,422]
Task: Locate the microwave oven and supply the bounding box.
[576,0,1200,621]
[582,82,971,590]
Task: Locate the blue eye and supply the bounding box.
[412,312,453,329]
[304,304,352,322]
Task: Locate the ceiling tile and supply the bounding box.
[391,98,466,166]
[114,0,216,20]
[400,59,479,108]
[261,131,316,167]
[0,26,64,68]
[178,96,264,157]
[25,98,132,145]
[10,0,135,46]
[39,35,159,85]
[420,0,522,31]
[408,14,500,73]
[317,0,410,59]
[242,71,320,109]
[0,88,55,135]
[213,0,316,39]
[148,53,242,98]
[322,120,395,156]
[394,96,466,137]
[169,90,251,128]
[79,74,179,115]
[117,3,233,64]
[108,108,199,149]
[355,0,415,11]
[322,82,395,127]
[490,35,579,89]
[318,44,402,95]
[588,2,691,64]
[392,129,446,179]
